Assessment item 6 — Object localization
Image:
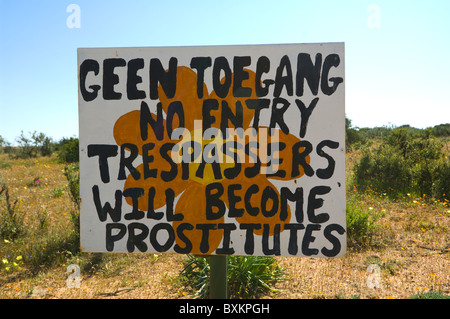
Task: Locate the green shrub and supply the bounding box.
[346,199,379,248]
[227,255,287,298]
[180,255,210,298]
[352,127,448,200]
[345,117,365,150]
[431,123,450,137]
[431,159,450,200]
[353,145,409,198]
[57,137,79,163]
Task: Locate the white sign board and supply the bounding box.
[78,43,346,257]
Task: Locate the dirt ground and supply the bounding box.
[2,247,448,299]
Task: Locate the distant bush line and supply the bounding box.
[345,119,450,150]
[0,131,79,163]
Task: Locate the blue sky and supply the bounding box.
[1,0,449,144]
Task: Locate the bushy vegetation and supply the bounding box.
[346,196,382,249]
[346,119,450,150]
[57,137,79,163]
[350,126,449,201]
[0,131,55,158]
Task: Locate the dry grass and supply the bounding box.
[274,194,450,299]
[0,153,449,299]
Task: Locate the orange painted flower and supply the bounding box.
[113,66,310,255]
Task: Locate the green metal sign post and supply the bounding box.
[209,255,228,299]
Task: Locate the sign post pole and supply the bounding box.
[209,255,227,299]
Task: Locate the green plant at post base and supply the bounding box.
[227,255,288,298]
[180,255,288,299]
[180,255,210,298]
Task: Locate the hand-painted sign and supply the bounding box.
[78,43,346,257]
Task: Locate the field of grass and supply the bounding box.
[0,149,449,299]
